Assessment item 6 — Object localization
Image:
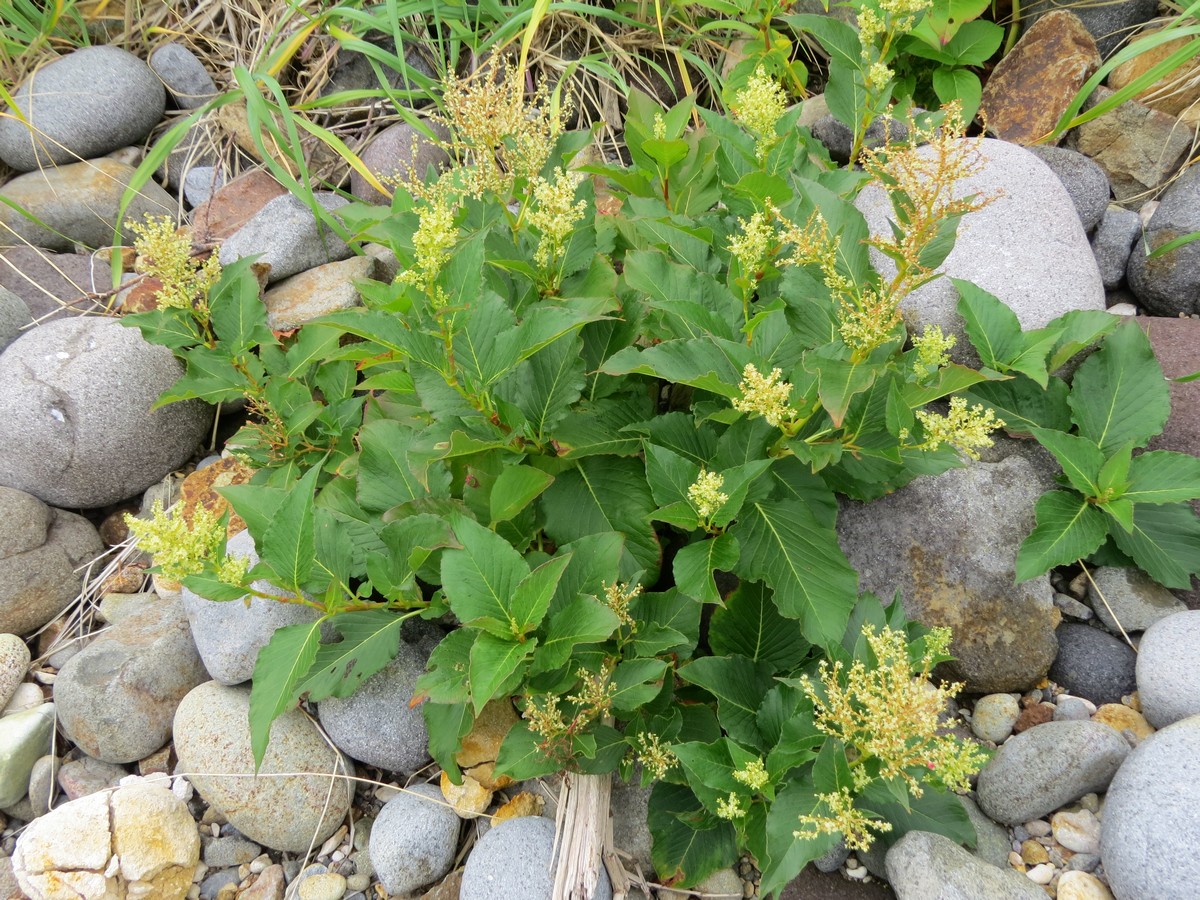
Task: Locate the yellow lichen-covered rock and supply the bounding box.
[1091,703,1155,741]
[440,770,493,819]
[13,781,200,899]
[492,791,545,824]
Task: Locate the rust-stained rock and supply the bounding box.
[463,761,514,793]
[1066,86,1194,202]
[980,11,1100,145]
[492,790,545,824]
[178,456,255,538]
[1091,703,1155,741]
[454,699,519,770]
[262,255,374,332]
[439,770,493,819]
[1108,24,1200,123]
[191,169,286,245]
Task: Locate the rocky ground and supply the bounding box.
[0,5,1199,900]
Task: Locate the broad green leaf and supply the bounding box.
[859,781,977,849]
[645,443,700,510]
[249,619,324,768]
[731,498,858,647]
[673,534,740,605]
[630,589,701,659]
[804,348,878,428]
[602,339,749,398]
[179,573,255,602]
[1100,497,1135,533]
[1069,321,1169,453]
[964,376,1072,435]
[369,513,458,600]
[452,290,520,391]
[540,456,662,582]
[414,629,473,705]
[531,595,620,673]
[423,701,473,783]
[489,466,555,524]
[758,776,837,898]
[709,581,811,673]
[157,345,252,405]
[647,782,739,888]
[1123,451,1200,505]
[1109,502,1200,588]
[954,278,1022,370]
[1016,491,1109,582]
[468,632,535,714]
[678,655,775,747]
[611,658,669,712]
[285,325,342,378]
[495,336,586,441]
[510,553,573,637]
[1097,441,1133,498]
[548,532,627,615]
[495,721,561,780]
[673,739,753,812]
[441,515,530,638]
[1045,309,1118,372]
[356,420,423,513]
[261,464,319,590]
[299,609,404,701]
[1030,427,1105,497]
[209,266,275,353]
[908,0,991,45]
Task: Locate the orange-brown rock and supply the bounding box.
[1013,702,1055,733]
[492,790,545,824]
[178,456,255,537]
[191,169,286,245]
[454,699,519,769]
[980,11,1100,145]
[439,770,493,819]
[1091,703,1155,741]
[1108,25,1200,124]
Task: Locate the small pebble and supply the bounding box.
[1025,819,1052,838]
[2,682,43,716]
[971,694,1021,743]
[1054,592,1094,620]
[249,854,270,874]
[318,824,348,858]
[1008,851,1025,870]
[1052,808,1101,854]
[1026,863,1056,884]
[298,872,347,900]
[1054,696,1097,721]
[1057,869,1114,898]
[1021,839,1050,865]
[345,874,370,892]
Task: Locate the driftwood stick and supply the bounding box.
[553,770,613,899]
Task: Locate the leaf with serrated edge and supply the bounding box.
[261,465,319,591]
[1016,491,1108,582]
[678,655,775,748]
[1030,427,1104,497]
[442,515,530,638]
[1069,321,1169,453]
[298,609,404,702]
[1123,451,1200,505]
[709,580,810,672]
[468,632,535,715]
[249,620,324,769]
[1109,502,1200,588]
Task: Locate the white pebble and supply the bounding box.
[2,682,44,716]
[1026,863,1056,884]
[249,854,270,874]
[298,872,347,900]
[1107,303,1137,316]
[192,862,208,883]
[318,825,348,858]
[1024,819,1052,837]
[1052,809,1101,854]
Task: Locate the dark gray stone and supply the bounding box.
[1101,715,1200,900]
[199,868,242,900]
[1127,165,1200,316]
[809,114,909,165]
[54,597,207,764]
[0,488,103,635]
[160,121,221,192]
[0,318,212,508]
[838,457,1058,693]
[317,622,440,773]
[1048,622,1137,706]
[1024,0,1160,59]
[0,46,165,170]
[1091,205,1141,289]
[1135,610,1200,728]
[1027,145,1110,233]
[369,783,459,895]
[182,530,323,686]
[461,815,613,900]
[975,720,1129,824]
[218,192,352,283]
[149,43,219,110]
[884,831,1045,899]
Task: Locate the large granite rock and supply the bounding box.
[838,456,1058,692]
[0,46,165,171]
[217,193,352,283]
[884,831,1045,899]
[0,318,211,508]
[0,248,111,321]
[855,138,1105,367]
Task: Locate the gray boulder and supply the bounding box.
[318,623,439,773]
[0,318,211,508]
[1091,205,1142,289]
[181,529,323,686]
[1086,566,1187,633]
[1027,145,1110,233]
[884,831,1045,899]
[0,158,176,251]
[148,43,219,110]
[0,487,103,635]
[174,680,354,852]
[351,120,451,205]
[975,720,1129,824]
[369,783,459,895]
[1101,715,1200,900]
[218,193,352,283]
[54,596,207,763]
[837,456,1058,693]
[855,138,1105,367]
[0,248,111,322]
[0,634,29,712]
[0,46,165,171]
[461,815,612,900]
[1135,610,1200,728]
[1128,164,1200,316]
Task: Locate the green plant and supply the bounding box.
[126,65,1031,894]
[955,284,1200,590]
